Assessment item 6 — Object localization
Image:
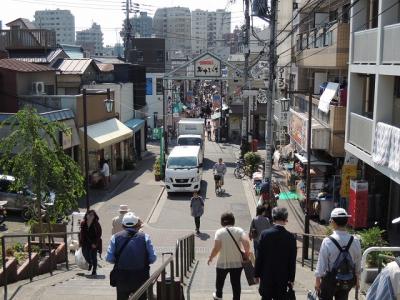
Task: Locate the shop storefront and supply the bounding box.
[79,118,133,184]
[124,118,146,160]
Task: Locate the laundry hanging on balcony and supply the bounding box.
[372,122,393,167]
[318,82,339,113]
[389,126,400,172]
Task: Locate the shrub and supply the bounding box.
[359,227,391,267]
[244,152,262,175]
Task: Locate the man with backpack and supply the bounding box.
[315,208,362,300]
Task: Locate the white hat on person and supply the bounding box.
[118,204,130,213]
[330,208,351,218]
[122,212,140,227]
[392,216,400,224]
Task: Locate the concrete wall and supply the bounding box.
[145,73,164,128]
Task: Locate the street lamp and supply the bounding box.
[82,88,112,210]
[280,97,290,112]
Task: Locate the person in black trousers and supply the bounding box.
[255,207,297,300]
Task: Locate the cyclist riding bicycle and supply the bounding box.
[213,158,227,189]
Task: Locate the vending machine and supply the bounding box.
[348,180,369,228]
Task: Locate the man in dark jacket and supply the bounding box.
[255,207,297,300]
[106,212,157,300]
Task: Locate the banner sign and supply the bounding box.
[194,54,221,77]
[146,78,153,95]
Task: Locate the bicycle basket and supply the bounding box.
[214,175,221,181]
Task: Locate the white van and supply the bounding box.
[176,134,204,163]
[165,146,202,193]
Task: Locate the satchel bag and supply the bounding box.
[226,228,257,286]
[110,233,135,287]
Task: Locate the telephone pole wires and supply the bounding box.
[243,0,251,141]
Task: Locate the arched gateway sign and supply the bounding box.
[194,53,221,77]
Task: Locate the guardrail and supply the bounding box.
[360,246,400,293]
[1,231,79,300]
[293,232,326,271]
[129,233,195,300]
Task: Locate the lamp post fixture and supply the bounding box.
[82,88,112,210]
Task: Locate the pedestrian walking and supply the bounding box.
[249,205,271,258]
[112,205,130,235]
[207,212,251,300]
[190,191,204,234]
[79,210,102,276]
[106,212,157,300]
[315,208,362,300]
[255,207,297,300]
[100,159,110,187]
[207,121,212,141]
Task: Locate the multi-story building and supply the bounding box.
[76,22,103,56]
[191,9,208,54]
[345,0,400,243]
[153,7,191,56]
[191,9,231,56]
[34,9,75,45]
[130,11,152,37]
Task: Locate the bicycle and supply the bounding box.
[214,174,224,196]
[234,159,245,179]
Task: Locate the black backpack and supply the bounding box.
[328,236,356,290]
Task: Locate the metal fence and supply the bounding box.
[1,231,78,300]
[294,232,325,271]
[129,233,195,300]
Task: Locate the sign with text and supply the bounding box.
[194,54,221,77]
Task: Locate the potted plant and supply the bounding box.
[153,157,161,181]
[244,152,262,176]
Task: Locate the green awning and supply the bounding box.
[278,191,302,200]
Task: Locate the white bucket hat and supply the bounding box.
[118,204,130,213]
[330,208,351,218]
[122,212,140,227]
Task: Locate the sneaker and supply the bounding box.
[196,229,200,235]
[212,292,222,300]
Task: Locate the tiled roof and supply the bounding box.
[0,109,75,123]
[96,63,114,72]
[6,18,37,30]
[54,58,98,74]
[0,59,54,72]
[10,49,67,64]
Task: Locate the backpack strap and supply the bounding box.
[328,235,354,252]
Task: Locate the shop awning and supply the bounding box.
[125,118,145,133]
[318,82,339,113]
[62,119,80,149]
[79,118,133,150]
[294,153,332,166]
[211,112,221,120]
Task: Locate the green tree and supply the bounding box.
[0,107,85,230]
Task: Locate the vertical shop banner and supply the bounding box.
[146,78,153,95]
[340,165,358,198]
[212,94,221,109]
[186,91,193,102]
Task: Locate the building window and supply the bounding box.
[156,50,164,63]
[156,78,163,95]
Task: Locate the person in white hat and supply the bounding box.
[315,208,362,300]
[112,205,130,235]
[106,212,157,300]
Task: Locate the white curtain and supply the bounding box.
[372,122,393,166]
[388,126,400,172]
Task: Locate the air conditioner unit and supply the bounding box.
[32,82,45,95]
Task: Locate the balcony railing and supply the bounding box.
[382,23,400,64]
[0,29,57,50]
[348,112,373,153]
[352,28,378,64]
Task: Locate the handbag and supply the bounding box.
[110,233,135,287]
[307,290,318,300]
[226,227,257,286]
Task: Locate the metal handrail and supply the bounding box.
[129,233,195,300]
[129,254,175,300]
[1,231,79,300]
[360,246,400,293]
[293,232,326,271]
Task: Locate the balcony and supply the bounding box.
[352,28,378,64]
[382,23,400,64]
[0,29,57,50]
[348,112,373,154]
[295,23,349,68]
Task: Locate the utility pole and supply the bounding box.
[123,0,131,61]
[264,0,277,188]
[243,0,250,141]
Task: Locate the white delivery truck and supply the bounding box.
[177,119,205,159]
[165,146,203,194]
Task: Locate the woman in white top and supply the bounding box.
[208,212,251,300]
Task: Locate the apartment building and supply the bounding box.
[153,7,191,56]
[345,0,400,243]
[191,9,208,54]
[130,11,153,37]
[34,9,75,45]
[76,22,103,56]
